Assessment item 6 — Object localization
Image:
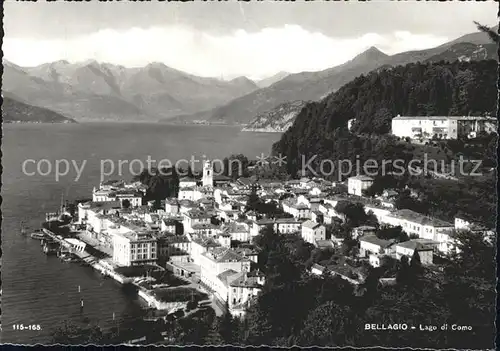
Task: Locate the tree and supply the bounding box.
[300,301,357,346]
[474,21,500,43]
[217,303,238,344]
[334,202,369,227]
[245,185,261,212]
[223,154,250,179]
[376,225,408,242]
[205,319,224,345]
[121,199,131,209]
[52,319,104,344]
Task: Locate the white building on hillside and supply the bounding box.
[347,175,374,196]
[391,115,497,140]
[381,209,454,242]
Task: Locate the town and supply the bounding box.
[49,144,493,324]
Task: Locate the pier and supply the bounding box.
[40,228,195,314]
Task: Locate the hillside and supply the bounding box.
[2,95,77,123]
[256,71,290,88]
[242,100,308,132]
[425,42,497,63]
[168,27,497,126]
[272,60,497,174]
[2,60,259,122]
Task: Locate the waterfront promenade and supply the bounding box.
[43,229,225,317]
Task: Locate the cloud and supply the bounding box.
[3,25,449,80]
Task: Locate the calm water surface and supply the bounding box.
[1,122,281,343]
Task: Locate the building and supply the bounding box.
[301,220,326,244]
[352,225,377,240]
[202,160,213,187]
[347,175,374,196]
[190,236,221,264]
[282,198,311,219]
[164,198,180,214]
[112,231,158,266]
[381,209,454,243]
[179,177,197,188]
[347,118,356,131]
[393,240,434,265]
[359,235,395,257]
[223,222,252,242]
[157,235,191,261]
[182,210,212,234]
[178,186,203,201]
[228,270,265,317]
[391,115,497,140]
[199,247,251,301]
[92,182,143,207]
[250,218,303,237]
[160,218,178,234]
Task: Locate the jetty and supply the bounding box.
[41,228,186,312]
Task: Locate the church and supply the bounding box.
[178,160,215,201]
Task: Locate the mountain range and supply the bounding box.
[2,25,497,125]
[2,60,259,122]
[169,25,498,128]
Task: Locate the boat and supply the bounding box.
[42,241,60,255]
[60,253,78,263]
[31,232,46,240]
[20,221,28,235]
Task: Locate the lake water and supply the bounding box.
[0,122,282,344]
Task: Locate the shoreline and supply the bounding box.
[41,229,188,313]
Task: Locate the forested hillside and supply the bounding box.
[2,95,77,123]
[273,60,497,162]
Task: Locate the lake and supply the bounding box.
[0,122,282,343]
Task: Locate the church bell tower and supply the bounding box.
[202,160,213,187]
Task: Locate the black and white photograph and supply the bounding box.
[1,0,498,348]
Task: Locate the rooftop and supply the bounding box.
[359,234,394,248]
[204,247,247,263]
[393,115,496,121]
[192,236,221,248]
[192,223,220,230]
[82,200,122,211]
[348,175,374,181]
[302,220,322,229]
[179,177,197,182]
[216,269,240,287]
[229,273,262,288]
[186,209,212,219]
[315,239,334,249]
[388,209,453,227]
[395,240,433,251]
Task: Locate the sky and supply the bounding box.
[3,1,497,80]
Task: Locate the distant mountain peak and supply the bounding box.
[230,76,254,84]
[147,61,168,68]
[347,46,389,67]
[50,60,70,68]
[363,46,388,57]
[82,58,98,65]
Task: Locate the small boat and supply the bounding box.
[42,241,60,255]
[31,232,46,240]
[20,221,28,235]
